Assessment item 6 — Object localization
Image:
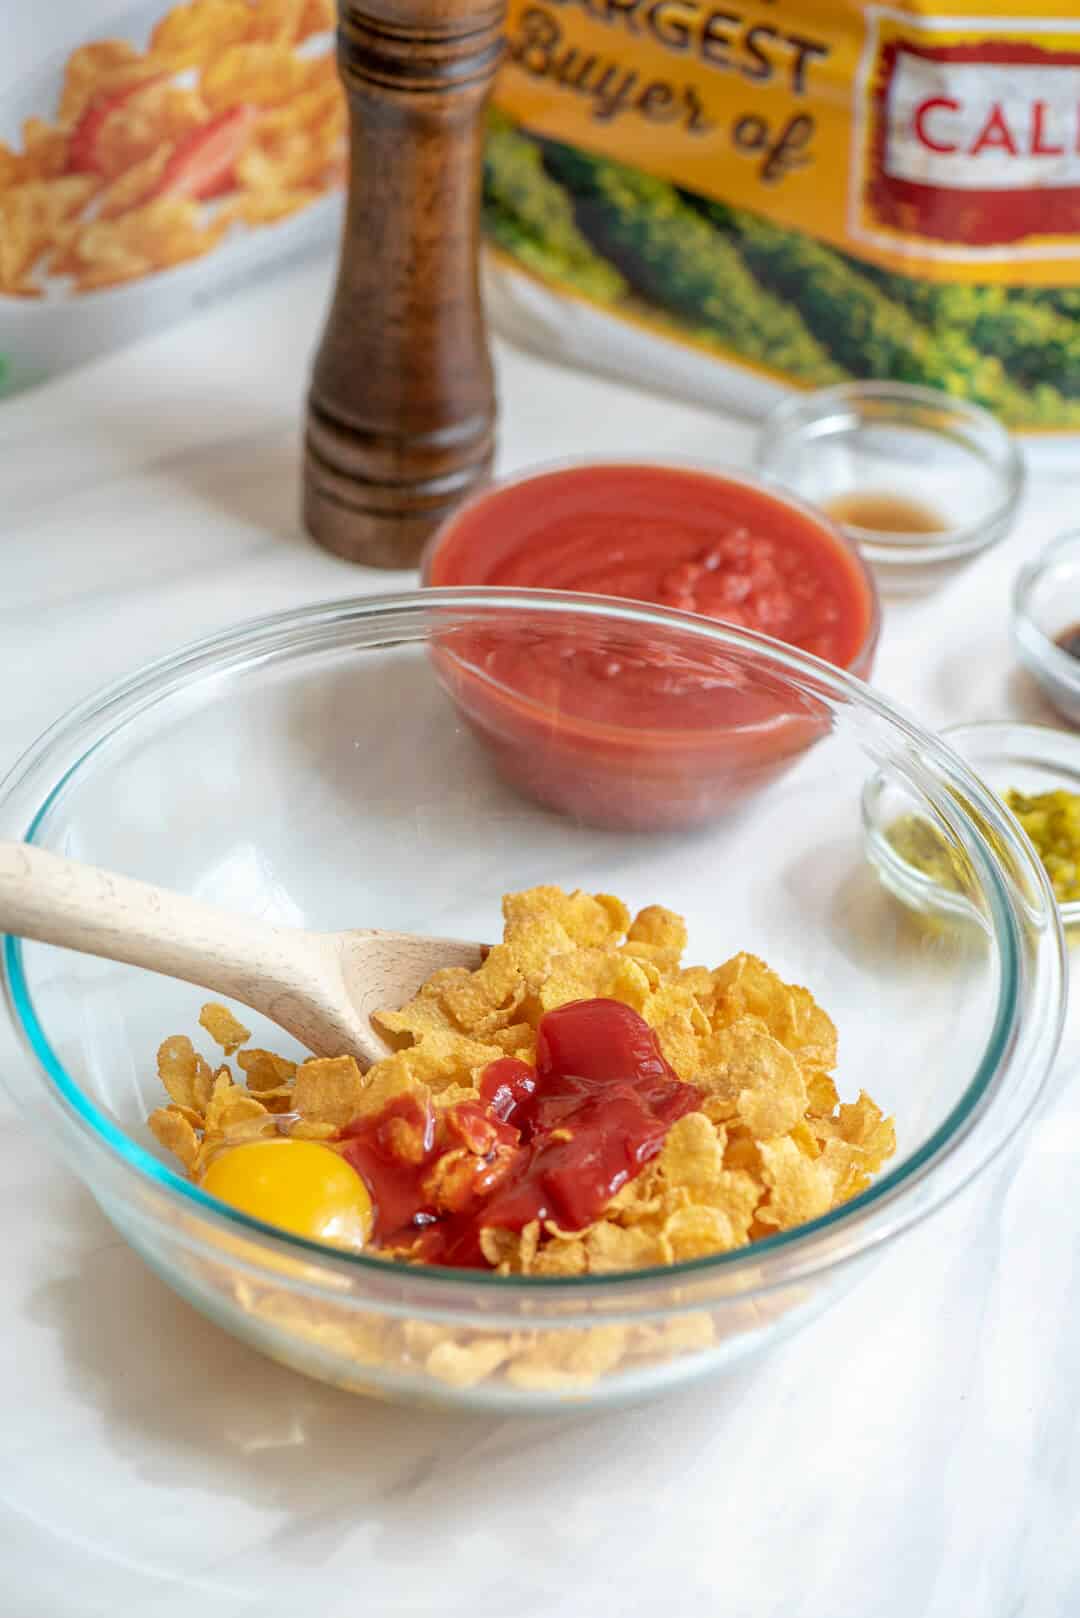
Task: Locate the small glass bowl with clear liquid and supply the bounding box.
[755,382,1024,594]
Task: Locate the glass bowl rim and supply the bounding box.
[753,380,1025,560]
[893,718,1080,931]
[1012,527,1080,698]
[864,717,1080,928]
[420,452,881,678]
[0,586,1063,1298]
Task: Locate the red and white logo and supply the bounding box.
[859,17,1080,250]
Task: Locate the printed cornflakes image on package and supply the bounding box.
[482,0,1080,439]
[0,0,347,391]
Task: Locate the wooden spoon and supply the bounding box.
[0,842,485,1068]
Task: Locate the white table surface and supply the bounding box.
[3,256,1080,1618]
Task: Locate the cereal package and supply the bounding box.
[483,0,1080,440]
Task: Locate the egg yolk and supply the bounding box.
[201,1138,373,1250]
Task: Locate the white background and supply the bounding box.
[2,250,1080,1616]
[4,7,1080,1616]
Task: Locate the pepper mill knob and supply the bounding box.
[303,0,504,568]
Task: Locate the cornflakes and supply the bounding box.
[1,2,346,299]
[59,197,228,291]
[626,903,688,965]
[150,0,254,69]
[756,1136,835,1229]
[503,1325,629,1390]
[291,1054,367,1128]
[657,1110,725,1190]
[537,948,652,1015]
[199,1001,251,1054]
[583,1222,662,1273]
[238,1047,297,1090]
[157,1033,215,1113]
[204,1069,269,1134]
[148,1104,200,1170]
[424,1337,514,1390]
[148,888,896,1394]
[0,178,98,292]
[289,1120,339,1143]
[249,0,334,45]
[201,44,311,110]
[20,119,69,182]
[95,145,173,220]
[59,42,158,125]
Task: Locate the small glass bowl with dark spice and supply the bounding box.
[1012,530,1080,726]
[755,383,1024,595]
[863,720,1080,932]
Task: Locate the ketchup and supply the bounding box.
[427,464,876,675]
[339,999,701,1269]
[425,464,878,832]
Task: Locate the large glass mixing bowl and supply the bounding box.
[0,591,1065,1411]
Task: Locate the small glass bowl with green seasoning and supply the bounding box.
[863,720,1080,932]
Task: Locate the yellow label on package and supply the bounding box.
[484,0,1080,432]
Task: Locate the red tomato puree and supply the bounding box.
[426,464,878,829]
[429,465,874,668]
[339,999,701,1269]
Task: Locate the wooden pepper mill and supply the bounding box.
[303,0,505,568]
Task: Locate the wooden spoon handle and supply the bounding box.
[0,842,306,1012]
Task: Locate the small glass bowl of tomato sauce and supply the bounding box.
[755,383,1023,595]
[422,460,880,832]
